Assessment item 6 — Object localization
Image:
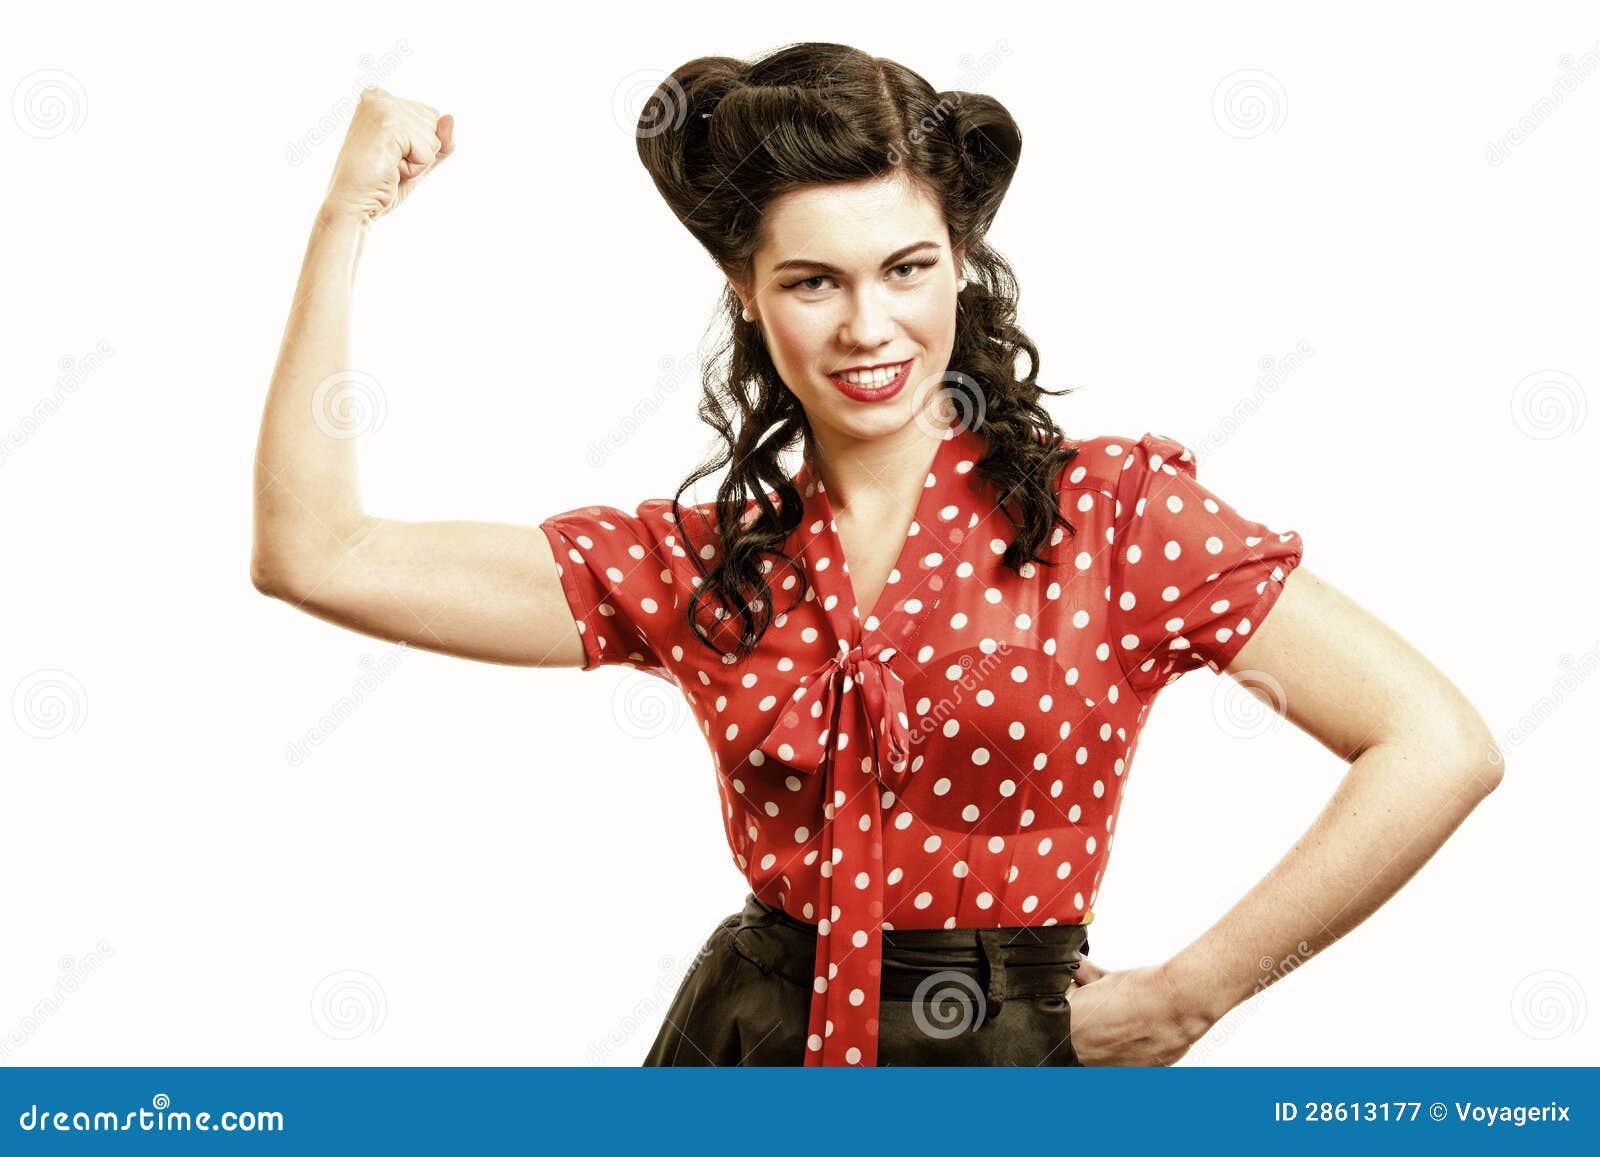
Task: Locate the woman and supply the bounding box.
[251,43,1504,1067]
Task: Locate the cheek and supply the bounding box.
[905,296,955,342]
[764,309,831,374]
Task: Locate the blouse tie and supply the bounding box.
[753,638,911,1066]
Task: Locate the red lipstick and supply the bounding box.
[826,359,912,403]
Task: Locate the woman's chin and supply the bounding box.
[813,403,915,443]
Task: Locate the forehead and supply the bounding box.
[757,174,946,268]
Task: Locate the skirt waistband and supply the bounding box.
[734,893,1091,1017]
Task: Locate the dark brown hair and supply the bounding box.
[635,41,1080,662]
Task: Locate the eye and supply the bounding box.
[892,258,939,278]
[783,258,939,292]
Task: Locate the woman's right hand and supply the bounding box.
[1066,958,1212,1066]
[323,87,455,223]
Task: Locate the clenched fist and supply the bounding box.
[323,87,455,223]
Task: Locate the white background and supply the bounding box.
[3,1,1595,1067]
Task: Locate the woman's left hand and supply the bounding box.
[1066,957,1214,1066]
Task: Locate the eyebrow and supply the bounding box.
[769,240,941,275]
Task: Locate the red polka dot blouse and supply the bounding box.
[540,419,1304,1066]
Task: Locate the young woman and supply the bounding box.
[251,43,1503,1068]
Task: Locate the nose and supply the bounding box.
[839,285,897,353]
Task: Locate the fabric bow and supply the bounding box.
[755,639,911,779]
[750,637,914,1066]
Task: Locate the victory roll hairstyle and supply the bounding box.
[635,41,1080,662]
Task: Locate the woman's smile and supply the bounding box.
[825,358,913,403]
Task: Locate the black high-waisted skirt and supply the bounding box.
[643,892,1092,1066]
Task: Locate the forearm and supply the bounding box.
[1158,738,1502,1034]
[251,201,373,588]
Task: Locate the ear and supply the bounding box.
[725,272,753,316]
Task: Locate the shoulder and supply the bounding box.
[632,491,784,563]
[1048,430,1197,499]
[543,495,710,564]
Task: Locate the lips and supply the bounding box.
[826,359,912,403]
[831,359,911,375]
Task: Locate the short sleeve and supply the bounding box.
[539,500,682,677]
[1107,432,1303,700]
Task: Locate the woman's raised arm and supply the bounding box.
[250,89,584,669]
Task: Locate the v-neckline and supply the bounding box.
[793,419,976,653]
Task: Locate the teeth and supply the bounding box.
[838,363,901,386]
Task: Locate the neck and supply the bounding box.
[806,411,950,516]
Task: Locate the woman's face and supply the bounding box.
[731,172,964,449]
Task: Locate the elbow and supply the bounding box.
[1410,688,1506,796]
[250,514,368,602]
[1448,720,1506,796]
[251,515,295,600]
[250,551,298,602]
[250,558,285,600]
[1386,698,1506,797]
[1478,737,1507,793]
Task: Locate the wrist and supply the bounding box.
[316,196,372,233]
[1156,953,1232,1043]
